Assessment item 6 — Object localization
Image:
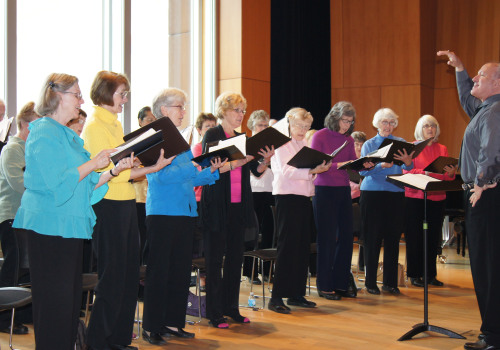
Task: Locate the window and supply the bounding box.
[2,0,214,133]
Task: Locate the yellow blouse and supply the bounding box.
[81,106,135,201]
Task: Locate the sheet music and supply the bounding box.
[271,117,290,137]
[367,143,392,158]
[393,173,440,189]
[110,128,156,157]
[209,134,246,155]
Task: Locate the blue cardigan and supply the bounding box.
[359,133,413,192]
[146,150,219,217]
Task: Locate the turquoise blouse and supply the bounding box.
[13,117,108,239]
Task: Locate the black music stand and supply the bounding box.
[387,174,466,341]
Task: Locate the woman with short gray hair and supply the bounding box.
[359,107,413,296]
[404,114,456,288]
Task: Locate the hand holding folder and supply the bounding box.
[113,117,190,166]
[287,141,348,169]
[192,127,290,167]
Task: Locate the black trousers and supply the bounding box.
[313,186,353,292]
[143,215,195,331]
[87,199,140,349]
[272,195,311,299]
[242,192,274,278]
[466,185,500,347]
[405,197,444,279]
[0,220,17,287]
[203,203,245,320]
[24,229,83,350]
[360,191,404,289]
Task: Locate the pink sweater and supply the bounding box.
[403,142,455,201]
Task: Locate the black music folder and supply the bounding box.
[246,127,291,157]
[386,174,463,192]
[192,134,246,167]
[339,138,433,171]
[120,116,190,166]
[378,138,432,165]
[424,156,458,174]
[110,129,163,165]
[193,127,291,167]
[287,141,348,169]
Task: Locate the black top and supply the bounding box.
[200,125,261,232]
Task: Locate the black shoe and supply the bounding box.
[142,330,166,345]
[268,299,291,314]
[318,290,342,300]
[209,317,229,329]
[225,313,250,323]
[0,323,29,335]
[109,344,139,350]
[410,277,424,287]
[429,277,444,286]
[382,285,401,295]
[335,289,357,298]
[366,286,380,295]
[287,296,316,308]
[479,334,486,340]
[464,339,500,350]
[160,326,195,338]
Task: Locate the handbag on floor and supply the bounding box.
[186,291,206,318]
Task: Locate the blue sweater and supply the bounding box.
[13,117,107,239]
[146,150,219,217]
[359,133,413,192]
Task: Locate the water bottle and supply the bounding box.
[248,292,256,307]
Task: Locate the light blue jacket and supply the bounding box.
[359,133,413,192]
[146,150,219,217]
[13,117,107,238]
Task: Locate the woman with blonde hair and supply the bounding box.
[268,107,331,314]
[200,92,274,328]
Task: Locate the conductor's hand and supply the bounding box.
[309,161,332,175]
[437,50,464,72]
[470,183,497,207]
[210,157,228,173]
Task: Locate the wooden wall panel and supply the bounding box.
[218,0,271,134]
[241,0,270,82]
[381,85,421,141]
[341,0,421,88]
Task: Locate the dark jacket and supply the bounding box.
[200,125,260,232]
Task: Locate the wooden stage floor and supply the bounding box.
[1,246,479,350]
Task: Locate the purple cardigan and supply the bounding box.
[310,128,356,187]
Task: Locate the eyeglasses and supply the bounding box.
[62,91,82,100]
[233,108,246,115]
[291,123,311,131]
[381,120,397,126]
[423,124,437,129]
[168,105,186,111]
[114,91,129,99]
[340,118,355,125]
